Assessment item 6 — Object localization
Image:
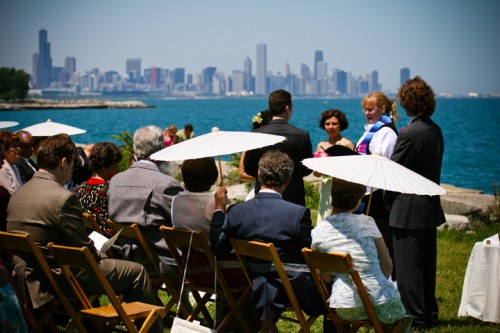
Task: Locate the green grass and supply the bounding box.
[158,222,500,332]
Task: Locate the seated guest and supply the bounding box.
[77,142,122,237]
[0,131,22,194]
[171,157,218,234]
[210,150,326,329]
[108,125,183,259]
[7,134,164,333]
[311,178,410,331]
[13,130,38,184]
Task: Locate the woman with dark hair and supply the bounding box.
[239,110,272,200]
[385,76,444,330]
[312,178,410,332]
[77,142,122,236]
[171,157,219,234]
[314,109,354,223]
[0,131,22,194]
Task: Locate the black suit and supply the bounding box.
[385,116,445,328]
[14,157,38,184]
[243,119,313,206]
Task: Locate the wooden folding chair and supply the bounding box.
[48,242,167,333]
[83,212,105,235]
[231,239,318,333]
[301,248,411,333]
[109,220,186,318]
[160,226,252,333]
[0,231,87,333]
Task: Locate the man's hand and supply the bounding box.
[214,187,228,211]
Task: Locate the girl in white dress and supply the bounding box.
[311,178,410,331]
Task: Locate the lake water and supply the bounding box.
[1,97,499,194]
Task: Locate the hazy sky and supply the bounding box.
[1,0,499,94]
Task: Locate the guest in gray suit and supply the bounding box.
[107,125,184,259]
[7,134,163,332]
[385,76,445,330]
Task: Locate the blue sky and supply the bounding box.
[1,0,499,94]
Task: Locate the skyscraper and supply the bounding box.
[33,29,53,89]
[243,56,252,92]
[314,50,324,80]
[64,57,76,82]
[400,68,410,86]
[256,44,267,95]
[126,58,142,83]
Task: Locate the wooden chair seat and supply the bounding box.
[161,226,252,333]
[302,248,411,333]
[48,242,166,333]
[231,239,318,333]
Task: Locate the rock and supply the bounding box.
[440,184,495,224]
[439,214,474,231]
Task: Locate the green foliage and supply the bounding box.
[305,180,320,211]
[488,182,500,224]
[228,152,241,169]
[0,67,30,101]
[111,131,133,171]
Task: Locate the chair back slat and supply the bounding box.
[302,248,386,333]
[0,231,88,333]
[231,238,316,333]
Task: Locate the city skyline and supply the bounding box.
[1,0,499,95]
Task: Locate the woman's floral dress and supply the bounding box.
[77,177,113,237]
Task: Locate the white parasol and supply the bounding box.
[0,121,19,129]
[302,154,446,212]
[151,127,286,185]
[21,119,86,136]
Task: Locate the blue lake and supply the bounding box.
[1,97,499,194]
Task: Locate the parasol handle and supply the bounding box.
[217,155,224,187]
[366,188,373,215]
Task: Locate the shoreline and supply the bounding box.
[0,98,154,110]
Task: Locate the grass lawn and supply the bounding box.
[160,222,499,332]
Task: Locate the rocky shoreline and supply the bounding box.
[210,161,496,231]
[0,98,154,110]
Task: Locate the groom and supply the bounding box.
[243,89,313,206]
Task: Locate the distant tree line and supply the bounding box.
[0,67,30,101]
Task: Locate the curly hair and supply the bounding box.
[398,76,436,117]
[319,109,349,131]
[330,177,366,211]
[0,130,20,150]
[89,142,122,172]
[258,150,294,188]
[268,89,292,116]
[362,92,399,124]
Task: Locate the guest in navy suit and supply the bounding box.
[385,76,445,330]
[243,90,313,206]
[210,150,326,329]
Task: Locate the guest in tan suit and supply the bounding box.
[7,134,164,333]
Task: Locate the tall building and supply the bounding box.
[256,44,267,95]
[369,70,379,92]
[232,70,245,93]
[314,50,324,80]
[64,57,76,82]
[126,58,142,83]
[33,29,53,89]
[243,57,252,92]
[201,66,217,93]
[400,68,410,86]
